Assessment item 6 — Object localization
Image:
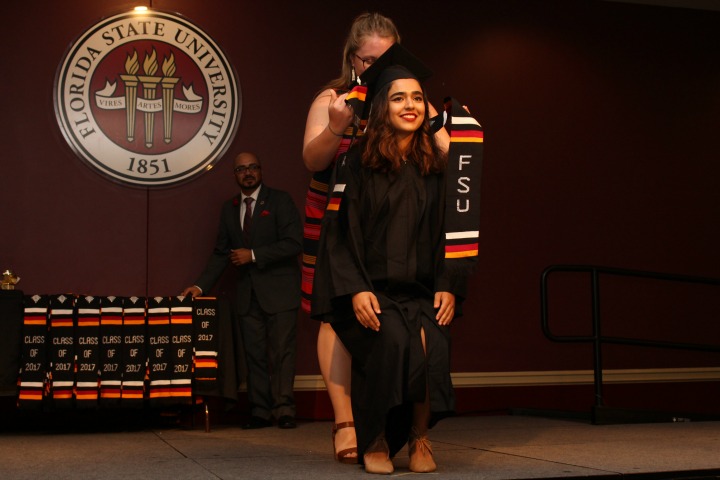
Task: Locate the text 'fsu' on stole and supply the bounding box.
[442,97,483,274]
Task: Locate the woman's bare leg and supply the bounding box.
[317,322,357,460]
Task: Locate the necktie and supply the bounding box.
[243,197,254,241]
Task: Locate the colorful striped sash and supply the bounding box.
[48,294,75,409]
[99,296,123,406]
[75,295,101,408]
[301,85,367,313]
[121,296,146,407]
[169,296,193,403]
[443,97,483,273]
[147,296,173,406]
[193,296,219,391]
[18,295,48,409]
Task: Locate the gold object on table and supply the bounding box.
[1,270,20,290]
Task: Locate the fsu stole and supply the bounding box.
[75,295,101,408]
[169,296,193,404]
[48,294,75,409]
[443,97,483,271]
[99,296,123,407]
[147,296,173,406]
[121,297,147,407]
[192,297,219,392]
[18,295,49,409]
[15,293,218,408]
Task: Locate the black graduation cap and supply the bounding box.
[348,43,433,120]
[361,42,432,90]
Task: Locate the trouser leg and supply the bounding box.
[267,308,297,418]
[240,296,272,419]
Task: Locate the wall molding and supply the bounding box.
[291,367,720,391]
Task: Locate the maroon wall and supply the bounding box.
[4,0,720,414]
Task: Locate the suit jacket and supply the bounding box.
[195,185,303,315]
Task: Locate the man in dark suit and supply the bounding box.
[183,152,302,429]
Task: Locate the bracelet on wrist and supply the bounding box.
[327,124,344,137]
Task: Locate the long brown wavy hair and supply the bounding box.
[361,82,446,175]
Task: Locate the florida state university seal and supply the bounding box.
[54,9,241,186]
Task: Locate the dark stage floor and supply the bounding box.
[1,413,720,479]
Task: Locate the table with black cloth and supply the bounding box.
[0,290,244,405]
[0,290,24,397]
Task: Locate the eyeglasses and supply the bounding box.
[354,54,377,69]
[234,164,261,173]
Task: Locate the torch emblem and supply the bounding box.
[96,49,201,149]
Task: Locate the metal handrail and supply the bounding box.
[541,264,720,410]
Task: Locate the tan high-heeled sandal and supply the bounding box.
[408,427,436,473]
[332,421,358,464]
[364,432,394,475]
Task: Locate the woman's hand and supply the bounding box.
[352,291,382,331]
[434,291,455,326]
[327,90,354,136]
[303,89,352,171]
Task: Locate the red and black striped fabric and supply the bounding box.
[443,97,483,272]
[99,296,123,406]
[48,294,75,409]
[192,296,219,390]
[169,296,193,404]
[301,87,366,313]
[121,296,146,407]
[18,295,49,409]
[75,295,101,408]
[13,293,232,409]
[147,296,173,406]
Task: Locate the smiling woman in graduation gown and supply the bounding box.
[311,64,467,472]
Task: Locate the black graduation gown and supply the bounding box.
[312,147,466,459]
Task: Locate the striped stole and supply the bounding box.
[18,294,48,408]
[192,296,219,392]
[75,295,101,408]
[300,85,367,313]
[48,294,75,408]
[147,296,173,406]
[169,296,193,403]
[13,294,225,408]
[443,98,483,273]
[121,296,146,407]
[301,168,332,313]
[99,296,123,406]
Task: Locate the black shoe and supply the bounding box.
[277,415,297,429]
[242,416,272,429]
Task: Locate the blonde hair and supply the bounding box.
[323,12,400,92]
